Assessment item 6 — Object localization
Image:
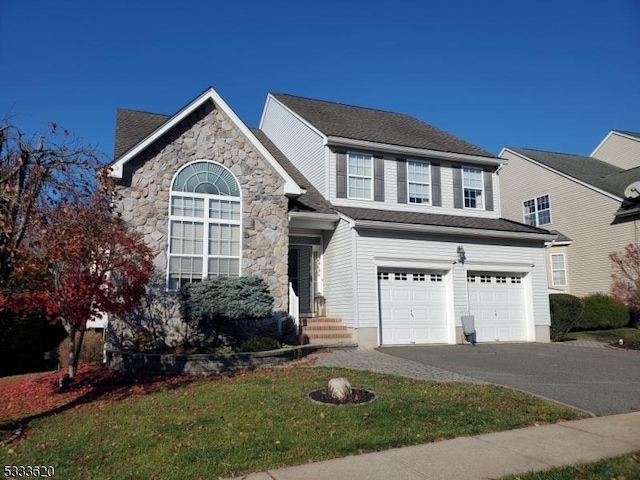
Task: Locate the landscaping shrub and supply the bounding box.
[179,276,274,349]
[549,294,582,341]
[58,330,105,368]
[239,335,282,352]
[576,293,629,330]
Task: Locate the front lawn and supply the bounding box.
[1,365,588,479]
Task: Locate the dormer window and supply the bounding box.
[347,152,373,200]
[462,166,484,209]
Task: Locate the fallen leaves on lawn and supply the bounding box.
[0,364,194,424]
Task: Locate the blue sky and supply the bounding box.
[2,0,639,160]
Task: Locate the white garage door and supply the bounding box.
[467,273,527,342]
[379,270,449,345]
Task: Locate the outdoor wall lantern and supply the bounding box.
[457,246,466,264]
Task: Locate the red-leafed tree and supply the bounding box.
[610,243,640,311]
[6,196,153,378]
[0,120,101,289]
[1,119,153,378]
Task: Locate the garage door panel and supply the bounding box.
[379,270,449,345]
[468,273,526,342]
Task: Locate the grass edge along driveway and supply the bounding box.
[1,365,588,479]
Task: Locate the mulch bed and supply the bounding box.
[612,340,640,350]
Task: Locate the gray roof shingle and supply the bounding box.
[335,206,551,235]
[114,108,170,159]
[271,93,495,158]
[507,147,633,198]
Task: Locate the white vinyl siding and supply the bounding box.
[551,253,567,286]
[329,152,498,218]
[407,160,431,204]
[260,96,327,195]
[354,229,549,343]
[322,219,355,323]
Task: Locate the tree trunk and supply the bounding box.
[70,327,86,378]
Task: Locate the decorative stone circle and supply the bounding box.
[307,387,378,406]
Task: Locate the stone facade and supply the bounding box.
[112,100,289,347]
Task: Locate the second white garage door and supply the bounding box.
[467,273,527,342]
[378,270,449,345]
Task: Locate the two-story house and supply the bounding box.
[499,130,640,298]
[109,87,554,349]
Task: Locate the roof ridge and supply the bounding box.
[117,107,171,118]
[508,146,590,158]
[271,92,416,119]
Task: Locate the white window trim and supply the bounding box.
[462,166,484,210]
[347,151,374,201]
[550,252,567,287]
[407,159,431,205]
[523,193,552,227]
[167,160,242,291]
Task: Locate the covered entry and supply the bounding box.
[378,270,449,345]
[288,236,322,315]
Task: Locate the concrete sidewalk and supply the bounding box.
[228,412,640,480]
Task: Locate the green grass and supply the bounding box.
[1,367,588,479]
[569,327,640,343]
[501,451,640,479]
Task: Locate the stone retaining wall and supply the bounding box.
[105,345,323,376]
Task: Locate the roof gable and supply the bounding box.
[270,93,495,158]
[110,88,302,195]
[504,147,628,199]
[114,109,170,159]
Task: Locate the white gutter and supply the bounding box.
[288,212,339,222]
[327,136,505,167]
[353,219,557,242]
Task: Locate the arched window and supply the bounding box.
[167,161,241,290]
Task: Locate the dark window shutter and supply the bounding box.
[483,170,494,211]
[431,163,441,207]
[397,158,407,203]
[453,165,463,209]
[374,155,384,201]
[336,151,347,198]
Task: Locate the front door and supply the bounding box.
[288,245,313,315]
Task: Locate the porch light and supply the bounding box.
[457,246,466,264]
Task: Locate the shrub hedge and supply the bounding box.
[576,293,629,330]
[549,294,582,341]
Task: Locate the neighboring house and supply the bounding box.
[109,87,554,349]
[500,130,640,298]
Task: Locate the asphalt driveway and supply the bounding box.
[380,343,640,416]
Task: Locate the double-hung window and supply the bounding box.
[168,161,241,290]
[348,152,373,200]
[523,194,551,226]
[462,166,483,209]
[550,253,567,287]
[408,160,431,204]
